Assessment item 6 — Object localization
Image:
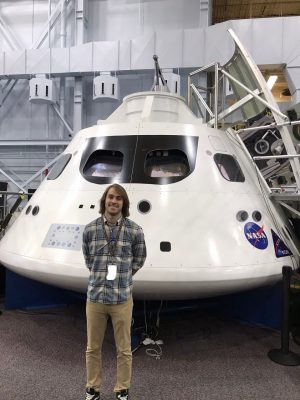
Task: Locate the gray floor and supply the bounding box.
[0,302,300,400]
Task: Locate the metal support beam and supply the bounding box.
[75,0,87,45]
[0,80,17,107]
[0,168,26,192]
[59,0,67,139]
[189,62,216,77]
[234,130,272,195]
[0,191,28,196]
[0,140,70,146]
[220,68,289,121]
[52,104,74,136]
[73,76,83,134]
[278,201,300,219]
[221,60,300,189]
[214,63,219,128]
[190,83,214,118]
[236,120,300,135]
[31,0,71,49]
[0,160,25,184]
[188,75,192,109]
[23,154,61,187]
[208,90,261,127]
[253,155,300,161]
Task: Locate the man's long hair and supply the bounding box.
[99,183,130,217]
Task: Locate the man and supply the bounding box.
[82,183,147,400]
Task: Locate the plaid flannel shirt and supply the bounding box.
[82,216,146,304]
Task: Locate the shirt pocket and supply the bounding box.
[120,240,132,257]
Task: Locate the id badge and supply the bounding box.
[106,264,117,280]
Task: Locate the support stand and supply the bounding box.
[268,266,300,366]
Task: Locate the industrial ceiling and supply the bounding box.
[213,0,300,24]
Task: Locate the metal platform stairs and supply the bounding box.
[187,29,300,226]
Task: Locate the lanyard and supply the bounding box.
[101,216,124,260]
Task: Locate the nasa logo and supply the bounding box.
[244,222,268,250]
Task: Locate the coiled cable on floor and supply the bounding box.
[143,337,163,359]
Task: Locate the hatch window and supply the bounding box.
[145,149,189,178]
[214,153,245,182]
[80,135,198,185]
[47,153,72,180]
[83,150,123,177]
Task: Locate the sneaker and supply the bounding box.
[86,387,100,400]
[116,389,129,400]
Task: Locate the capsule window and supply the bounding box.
[145,149,189,178]
[236,210,248,222]
[32,206,39,216]
[83,150,123,178]
[214,153,245,182]
[25,205,32,215]
[138,200,151,214]
[47,154,72,180]
[252,211,262,222]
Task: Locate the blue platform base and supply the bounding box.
[205,282,282,330]
[3,268,282,329]
[5,269,85,310]
[133,282,282,330]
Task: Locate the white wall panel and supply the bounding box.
[2,17,300,76]
[204,21,233,66]
[70,42,93,73]
[285,68,300,96]
[4,50,26,75]
[142,0,204,32]
[87,0,208,42]
[286,54,300,68]
[131,33,155,70]
[119,40,131,71]
[230,19,254,56]
[51,48,70,73]
[182,28,205,68]
[252,18,283,65]
[26,48,50,75]
[156,30,183,68]
[282,17,300,64]
[92,41,118,71]
[87,0,141,41]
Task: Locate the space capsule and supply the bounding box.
[0,29,299,300]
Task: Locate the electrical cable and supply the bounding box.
[132,301,165,359]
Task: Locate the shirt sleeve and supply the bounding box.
[82,226,91,270]
[132,227,147,271]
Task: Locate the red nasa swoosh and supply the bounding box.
[254,224,264,246]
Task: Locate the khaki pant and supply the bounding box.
[86,297,133,392]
